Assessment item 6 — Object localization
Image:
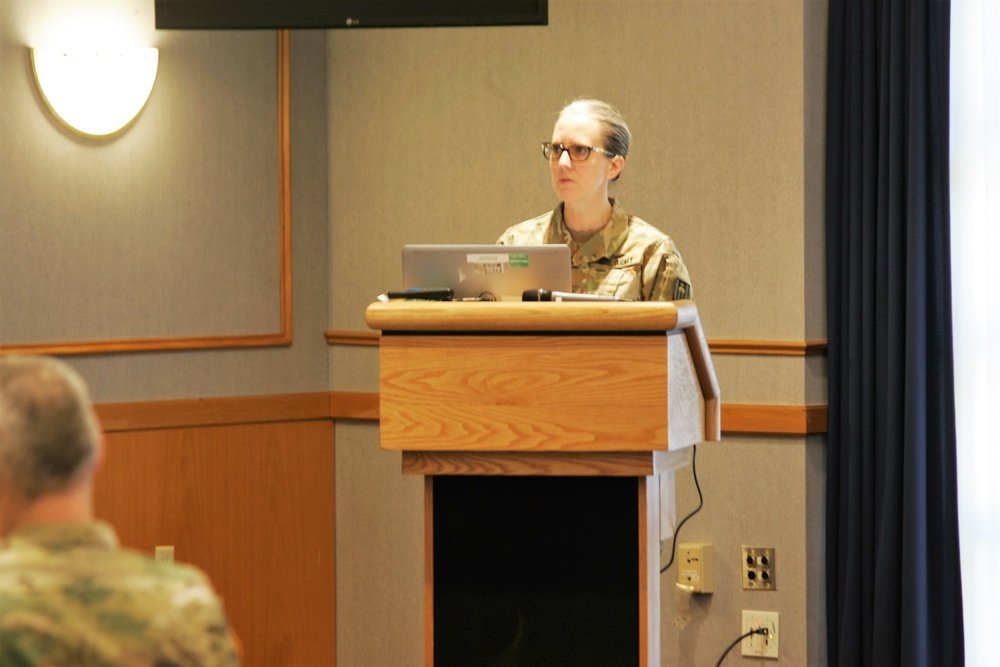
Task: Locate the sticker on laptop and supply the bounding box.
[466,253,530,274]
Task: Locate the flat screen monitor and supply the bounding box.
[155,0,548,30]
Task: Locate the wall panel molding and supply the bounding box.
[708,339,827,356]
[97,391,330,432]
[721,403,827,435]
[325,330,380,347]
[97,391,825,437]
[325,330,827,357]
[1,30,292,357]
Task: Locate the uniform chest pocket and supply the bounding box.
[576,257,644,300]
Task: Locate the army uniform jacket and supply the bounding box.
[497,199,693,302]
[0,522,241,667]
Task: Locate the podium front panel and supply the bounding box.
[379,334,672,452]
[366,301,719,666]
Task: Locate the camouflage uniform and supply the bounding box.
[497,199,693,301]
[0,522,241,667]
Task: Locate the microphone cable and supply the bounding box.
[659,444,703,573]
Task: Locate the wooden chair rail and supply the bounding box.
[97,392,826,436]
[326,330,828,357]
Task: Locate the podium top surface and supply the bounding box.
[366,299,700,333]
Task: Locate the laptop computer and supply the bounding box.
[401,244,572,301]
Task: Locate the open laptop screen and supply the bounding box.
[401,244,572,301]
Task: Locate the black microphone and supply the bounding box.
[522,289,626,302]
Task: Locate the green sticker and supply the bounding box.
[509,253,529,268]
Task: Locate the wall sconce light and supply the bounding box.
[30,48,159,137]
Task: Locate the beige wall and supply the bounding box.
[0,6,330,401]
[1,0,827,664]
[330,0,827,665]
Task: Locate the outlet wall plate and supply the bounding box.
[742,610,779,658]
[742,545,775,590]
[677,542,713,593]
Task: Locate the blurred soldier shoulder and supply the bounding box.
[0,356,242,665]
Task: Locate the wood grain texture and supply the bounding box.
[708,339,828,355]
[96,392,828,437]
[379,334,671,452]
[370,300,720,453]
[328,391,380,420]
[403,451,663,476]
[365,299,689,332]
[325,330,381,346]
[324,330,828,358]
[96,392,332,432]
[94,419,335,667]
[721,403,828,434]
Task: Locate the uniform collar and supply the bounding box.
[2,521,119,552]
[548,199,629,262]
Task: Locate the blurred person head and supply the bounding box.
[0,355,102,534]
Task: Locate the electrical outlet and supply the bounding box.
[742,545,776,590]
[154,545,174,564]
[742,610,779,658]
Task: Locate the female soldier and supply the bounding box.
[497,98,693,302]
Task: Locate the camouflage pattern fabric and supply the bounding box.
[0,522,241,667]
[497,199,693,302]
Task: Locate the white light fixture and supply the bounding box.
[30,48,158,137]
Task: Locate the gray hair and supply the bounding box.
[0,355,101,502]
[560,98,632,159]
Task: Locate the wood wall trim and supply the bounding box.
[324,330,826,357]
[97,391,331,433]
[721,403,828,435]
[1,31,293,358]
[276,29,293,342]
[325,331,381,347]
[97,391,826,436]
[403,451,667,477]
[328,391,380,420]
[708,340,828,356]
[365,300,693,332]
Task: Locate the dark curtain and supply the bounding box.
[825,0,964,665]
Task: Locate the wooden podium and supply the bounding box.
[366,300,720,667]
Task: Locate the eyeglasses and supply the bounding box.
[541,142,617,162]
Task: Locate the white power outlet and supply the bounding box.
[741,610,779,659]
